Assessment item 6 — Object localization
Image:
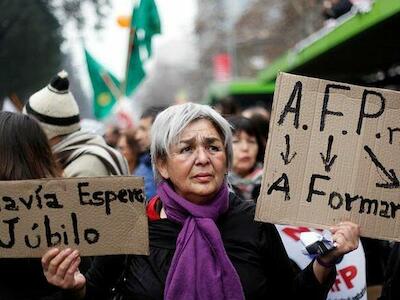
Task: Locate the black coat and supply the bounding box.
[85,193,334,300]
[0,258,65,300]
[380,243,400,300]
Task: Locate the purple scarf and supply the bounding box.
[157,181,245,300]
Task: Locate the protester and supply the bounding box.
[322,0,353,20]
[241,105,271,122]
[227,115,264,201]
[214,96,240,116]
[242,105,270,157]
[117,128,140,174]
[24,71,129,274]
[134,106,165,200]
[104,124,121,148]
[24,70,129,178]
[42,102,360,300]
[0,111,65,299]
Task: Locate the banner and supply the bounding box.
[277,225,367,300]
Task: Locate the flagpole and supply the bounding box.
[101,72,123,100]
[122,25,136,95]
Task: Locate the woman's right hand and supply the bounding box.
[41,248,86,293]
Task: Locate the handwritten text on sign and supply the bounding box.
[256,73,400,241]
[0,176,148,258]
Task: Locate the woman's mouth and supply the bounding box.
[239,157,251,162]
[193,173,213,182]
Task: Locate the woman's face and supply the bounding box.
[157,119,227,204]
[232,130,258,177]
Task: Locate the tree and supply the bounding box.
[0,0,109,108]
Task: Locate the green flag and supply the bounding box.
[131,0,161,56]
[125,0,161,96]
[84,49,121,119]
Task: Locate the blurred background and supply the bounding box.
[1,2,399,299]
[0,0,399,127]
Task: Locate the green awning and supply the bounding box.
[258,0,400,85]
[205,80,275,107]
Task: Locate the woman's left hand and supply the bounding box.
[319,221,360,266]
[313,221,360,283]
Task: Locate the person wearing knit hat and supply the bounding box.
[24,71,129,274]
[24,71,129,179]
[24,70,81,140]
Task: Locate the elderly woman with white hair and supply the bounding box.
[42,103,360,300]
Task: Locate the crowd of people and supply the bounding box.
[0,71,398,300]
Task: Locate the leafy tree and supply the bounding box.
[0,0,109,108]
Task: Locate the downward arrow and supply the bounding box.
[280,134,297,165]
[320,135,337,172]
[364,145,400,189]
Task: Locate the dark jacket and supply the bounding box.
[0,258,66,300]
[134,152,156,201]
[85,193,335,300]
[380,243,400,300]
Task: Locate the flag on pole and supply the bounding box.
[124,0,161,96]
[84,49,121,120]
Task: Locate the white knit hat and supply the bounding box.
[24,70,81,140]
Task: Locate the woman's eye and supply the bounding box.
[180,146,191,153]
[209,145,221,151]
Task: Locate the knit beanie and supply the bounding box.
[24,70,81,140]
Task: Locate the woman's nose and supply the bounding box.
[195,147,210,164]
[240,141,249,151]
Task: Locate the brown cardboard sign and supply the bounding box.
[0,176,148,257]
[256,73,400,241]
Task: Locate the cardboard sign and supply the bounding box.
[0,176,148,258]
[276,225,366,300]
[256,73,400,241]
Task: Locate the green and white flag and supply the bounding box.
[84,49,121,120]
[125,0,161,96]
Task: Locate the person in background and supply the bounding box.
[117,128,140,174]
[241,105,271,123]
[24,71,129,274]
[227,115,264,201]
[42,103,360,300]
[104,124,121,149]
[0,111,65,299]
[134,106,165,201]
[322,0,353,20]
[24,70,129,178]
[214,96,240,117]
[242,105,270,156]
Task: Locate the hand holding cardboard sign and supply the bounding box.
[318,221,360,266]
[329,221,360,257]
[313,221,360,283]
[42,248,86,298]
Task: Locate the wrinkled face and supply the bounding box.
[157,119,227,204]
[135,117,153,153]
[232,130,258,177]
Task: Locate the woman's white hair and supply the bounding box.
[151,103,233,183]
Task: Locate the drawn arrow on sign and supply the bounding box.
[320,135,337,172]
[280,134,297,165]
[364,145,400,189]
